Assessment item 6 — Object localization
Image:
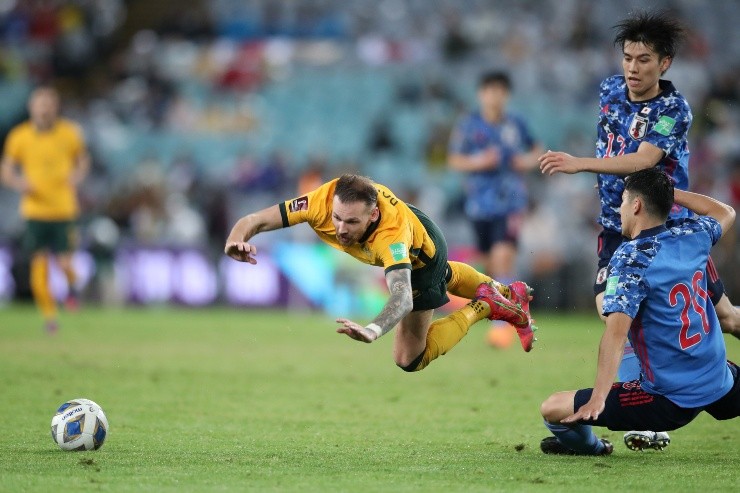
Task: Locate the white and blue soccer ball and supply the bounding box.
[51,398,108,451]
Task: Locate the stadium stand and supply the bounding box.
[0,0,738,307]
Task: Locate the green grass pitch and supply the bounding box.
[0,304,738,492]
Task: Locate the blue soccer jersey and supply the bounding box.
[601,217,733,408]
[596,76,692,232]
[448,110,536,219]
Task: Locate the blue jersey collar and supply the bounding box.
[624,78,676,104]
[634,224,668,239]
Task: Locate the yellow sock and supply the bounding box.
[446,261,511,299]
[62,265,77,289]
[30,255,57,320]
[406,300,491,372]
[61,263,77,295]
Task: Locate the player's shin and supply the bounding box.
[399,300,489,372]
[30,254,57,321]
[544,420,606,455]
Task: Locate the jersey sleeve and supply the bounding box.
[447,115,471,155]
[278,180,333,228]
[3,127,22,161]
[696,216,723,246]
[601,243,649,319]
[645,100,691,156]
[598,77,615,109]
[671,216,723,246]
[595,77,615,159]
[376,231,413,274]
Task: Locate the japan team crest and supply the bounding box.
[629,114,648,140]
[596,267,608,285]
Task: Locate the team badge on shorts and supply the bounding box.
[629,114,648,140]
[596,267,608,285]
[289,196,308,212]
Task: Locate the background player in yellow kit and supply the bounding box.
[225,174,537,372]
[1,86,90,333]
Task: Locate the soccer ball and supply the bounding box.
[50,398,108,451]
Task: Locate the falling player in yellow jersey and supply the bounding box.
[1,86,90,333]
[225,174,537,372]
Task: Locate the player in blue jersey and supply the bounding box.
[448,71,541,344]
[538,10,738,449]
[539,167,738,456]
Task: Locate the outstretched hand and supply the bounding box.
[538,150,581,175]
[561,397,605,424]
[224,241,258,264]
[336,318,378,343]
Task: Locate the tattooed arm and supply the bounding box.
[371,268,414,335]
[336,268,413,343]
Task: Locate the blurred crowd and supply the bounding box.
[0,0,738,304]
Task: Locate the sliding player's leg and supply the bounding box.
[539,390,612,456]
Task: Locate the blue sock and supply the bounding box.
[544,420,605,455]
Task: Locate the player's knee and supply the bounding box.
[397,362,419,372]
[395,350,426,372]
[540,394,562,423]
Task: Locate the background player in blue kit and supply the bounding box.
[538,9,739,449]
[539,167,738,456]
[448,71,542,295]
[448,71,541,345]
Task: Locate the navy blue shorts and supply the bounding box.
[472,215,521,252]
[573,361,740,431]
[593,229,725,304]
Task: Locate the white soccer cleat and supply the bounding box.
[623,431,670,451]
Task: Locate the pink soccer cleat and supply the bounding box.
[508,281,533,314]
[475,282,537,352]
[64,294,80,312]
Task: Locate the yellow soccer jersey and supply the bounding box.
[4,118,84,220]
[279,178,438,273]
